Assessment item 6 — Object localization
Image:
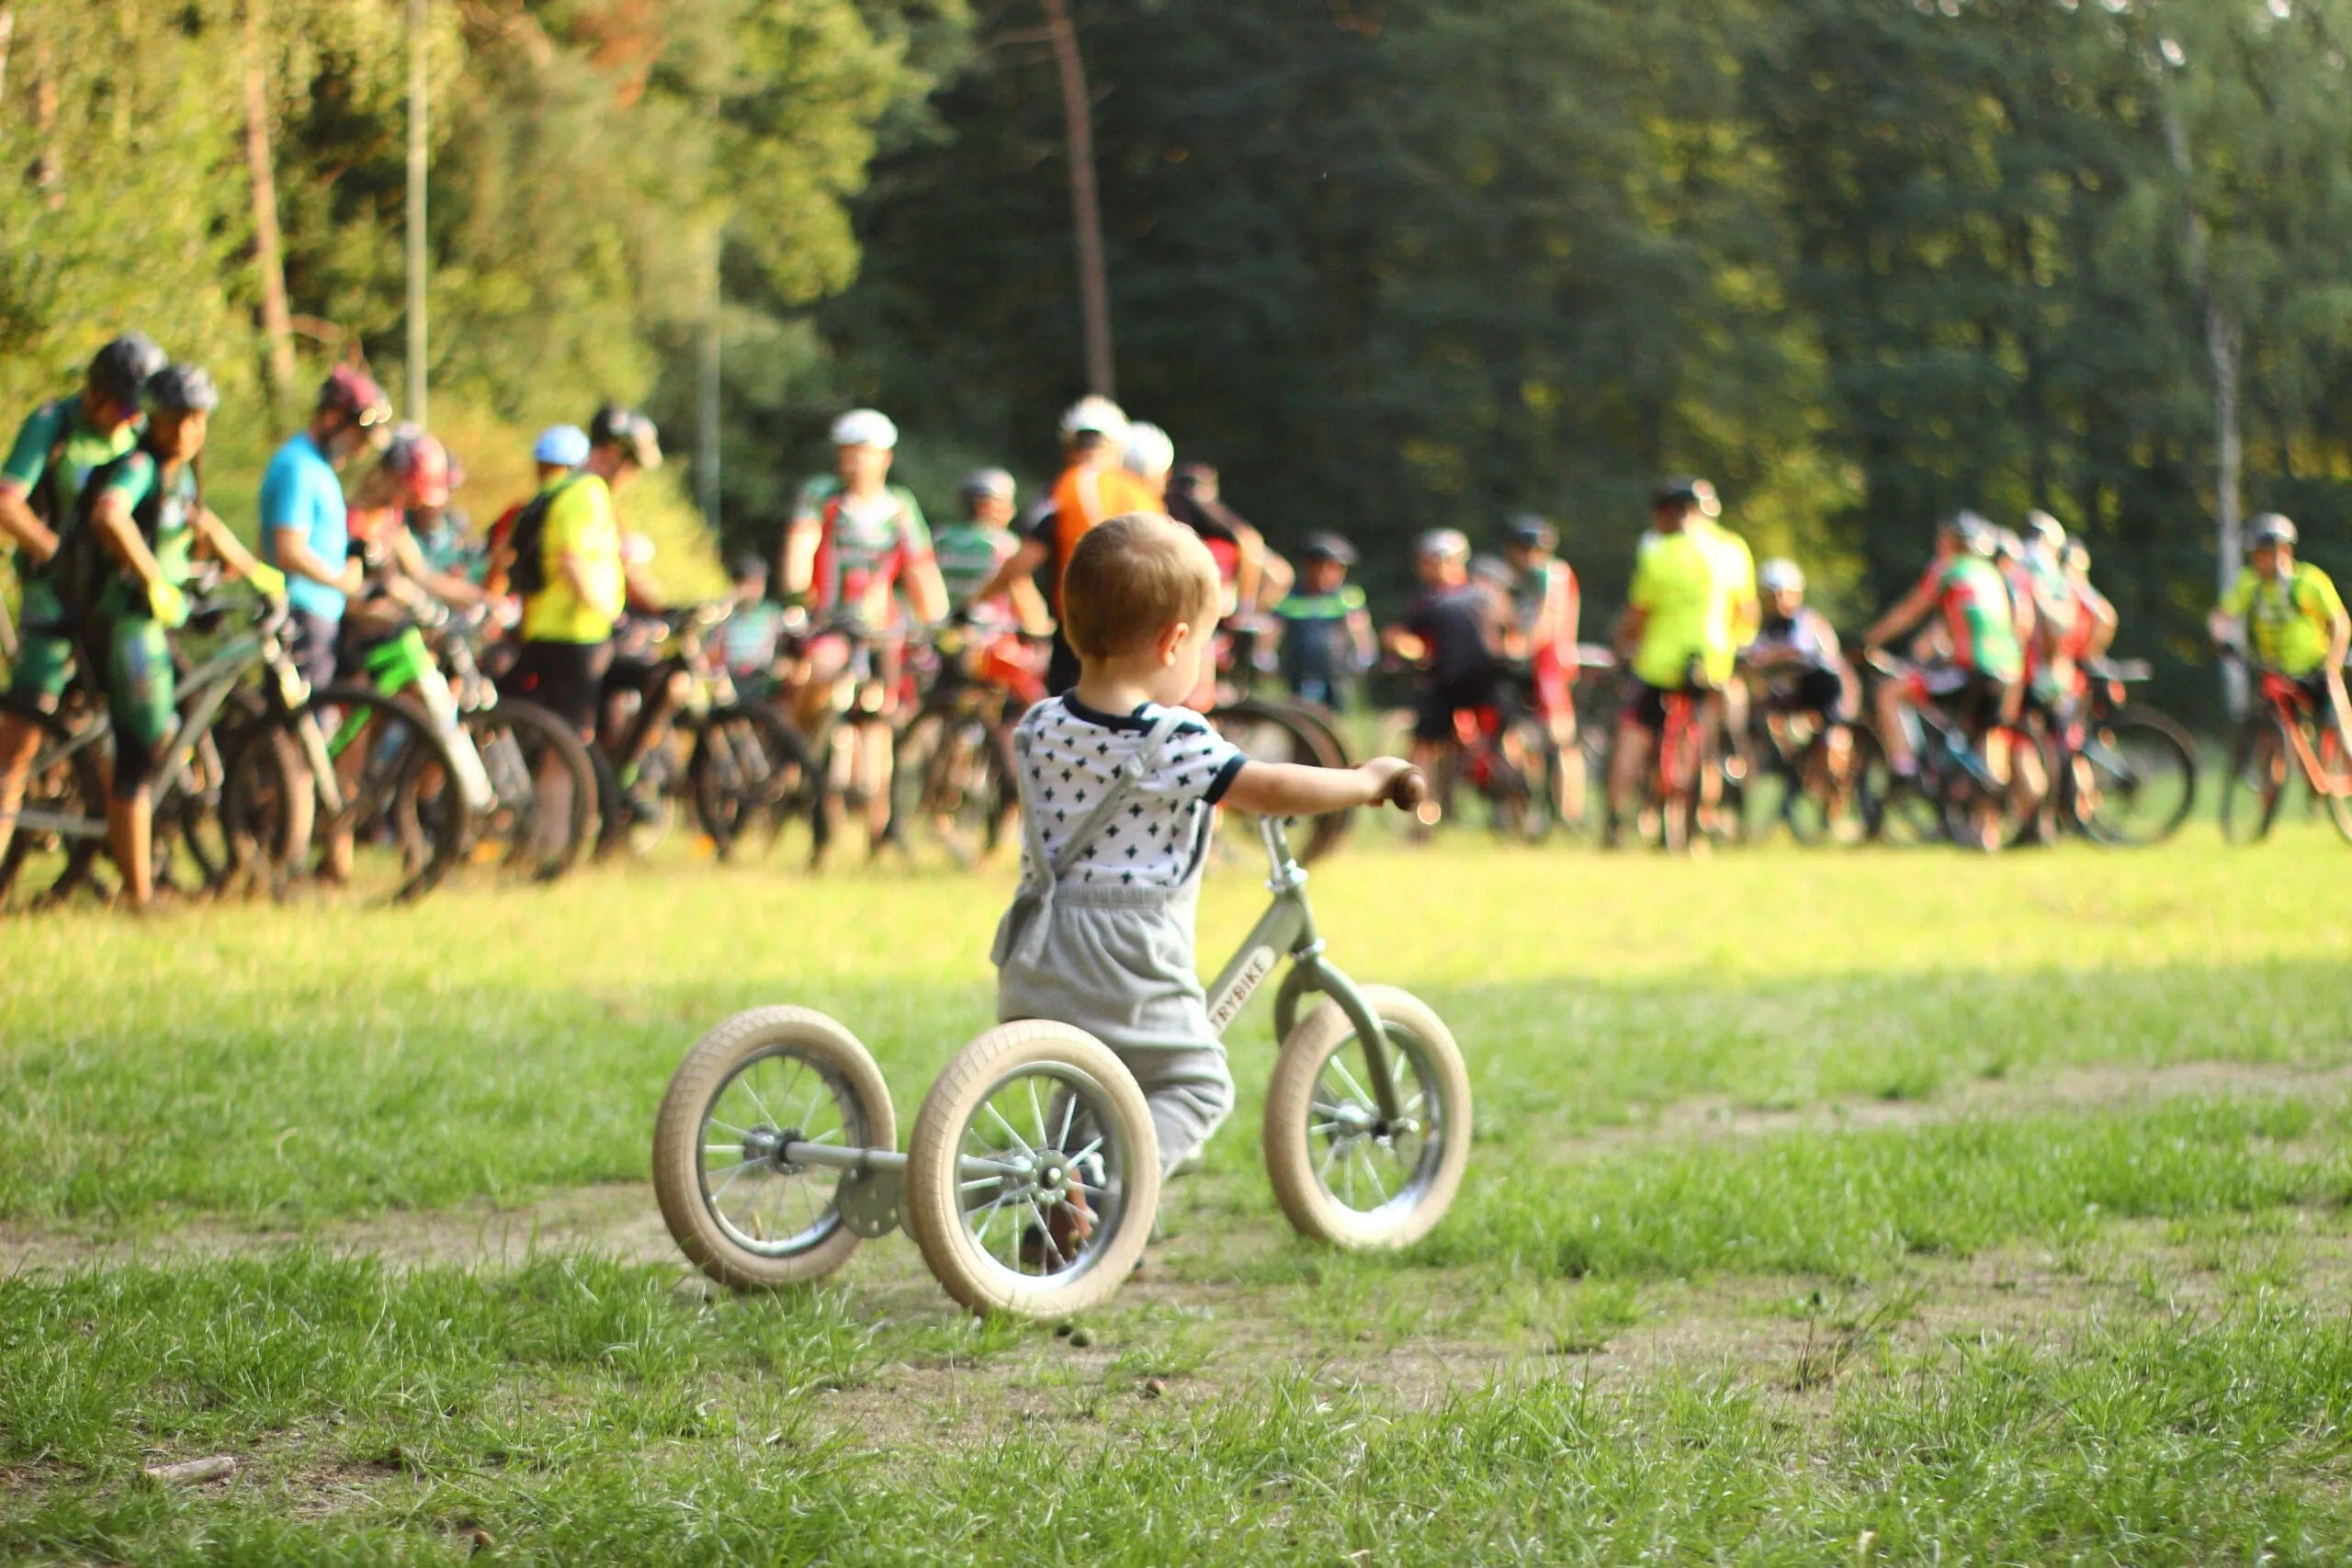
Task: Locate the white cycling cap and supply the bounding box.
[1123,421,1175,479]
[1059,394,1130,443]
[830,408,899,449]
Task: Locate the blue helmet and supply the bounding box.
[533,424,590,467]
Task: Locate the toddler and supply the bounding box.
[993,513,1412,1182]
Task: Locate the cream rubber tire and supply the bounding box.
[1263,986,1471,1248]
[652,1007,897,1291]
[905,1021,1159,1319]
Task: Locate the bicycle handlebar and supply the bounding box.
[1384,766,1429,812]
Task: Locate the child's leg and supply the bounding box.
[1121,1045,1235,1179]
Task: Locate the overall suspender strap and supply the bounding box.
[993,705,1191,969]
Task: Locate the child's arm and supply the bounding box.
[1223,757,1419,818]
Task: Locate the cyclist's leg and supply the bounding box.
[1606,682,1664,845]
[103,613,175,908]
[1875,671,1922,774]
[1408,679,1459,831]
[0,627,75,863]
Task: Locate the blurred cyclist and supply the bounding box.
[779,408,948,846]
[261,365,393,694]
[2208,513,2351,741]
[1384,528,1508,827]
[1502,514,1584,826]
[1273,532,1373,710]
[968,396,1157,695]
[935,467,1050,636]
[1744,558,1859,829]
[1606,480,1720,849]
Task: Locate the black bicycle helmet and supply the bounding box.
[1300,531,1357,566]
[960,467,1016,505]
[88,333,168,411]
[2247,513,2298,551]
[143,364,219,414]
[589,405,663,469]
[1505,513,1557,551]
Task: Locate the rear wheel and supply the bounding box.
[691,703,819,860]
[889,705,1012,866]
[1210,697,1351,864]
[652,1007,898,1291]
[1781,726,1871,847]
[2221,716,2288,846]
[302,685,469,902]
[2073,707,2198,847]
[463,699,596,882]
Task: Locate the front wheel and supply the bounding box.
[2220,716,2288,846]
[1209,698,1351,864]
[303,686,469,902]
[462,698,597,882]
[1262,986,1471,1249]
[691,703,820,860]
[904,1021,1159,1319]
[2073,707,2198,847]
[651,1007,898,1291]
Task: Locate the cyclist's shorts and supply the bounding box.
[1618,677,1705,736]
[96,611,175,794]
[289,609,341,694]
[2291,672,2340,728]
[1415,672,1501,744]
[1767,667,1853,726]
[506,637,614,735]
[1905,662,2007,735]
[8,578,77,704]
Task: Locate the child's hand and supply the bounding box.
[1358,758,1424,811]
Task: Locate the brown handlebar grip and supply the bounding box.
[1385,766,1430,812]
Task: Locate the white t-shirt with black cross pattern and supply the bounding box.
[1012,695,1249,890]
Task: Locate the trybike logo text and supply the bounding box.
[1209,946,1277,1032]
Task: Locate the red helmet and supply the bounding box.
[319,365,392,430]
[383,425,458,508]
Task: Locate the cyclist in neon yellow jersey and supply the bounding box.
[1605,481,1719,847]
[2209,513,2350,739]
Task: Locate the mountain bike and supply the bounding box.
[1,588,469,908]
[2036,658,2198,847]
[591,605,822,862]
[2217,649,2352,845]
[1732,692,1877,846]
[888,624,1042,866]
[1860,651,2041,852]
[650,769,1464,1319]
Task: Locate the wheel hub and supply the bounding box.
[741,1124,802,1173]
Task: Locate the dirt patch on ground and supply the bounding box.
[1603,1057,2352,1147]
[4,1057,2344,1280]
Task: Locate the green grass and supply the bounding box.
[5,830,2352,1561]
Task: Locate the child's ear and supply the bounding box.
[1159,620,1191,666]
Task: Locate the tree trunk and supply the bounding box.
[242,0,300,406]
[2210,302,2246,716]
[404,0,430,423]
[1040,0,1114,398]
[30,31,58,209]
[0,7,16,111]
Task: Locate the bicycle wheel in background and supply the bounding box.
[301,685,469,902]
[890,704,1012,867]
[461,698,596,882]
[2073,707,2197,847]
[1210,696,1351,864]
[2316,723,2352,844]
[169,719,312,898]
[692,702,820,863]
[0,696,106,911]
[1781,727,1874,846]
[2219,716,2287,845]
[1857,728,1940,846]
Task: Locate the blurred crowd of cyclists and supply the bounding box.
[2,333,2347,911]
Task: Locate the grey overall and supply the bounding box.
[992,708,1236,1177]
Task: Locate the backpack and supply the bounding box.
[503,475,582,600]
[51,446,198,617]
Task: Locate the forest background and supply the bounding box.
[6,0,2352,716]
